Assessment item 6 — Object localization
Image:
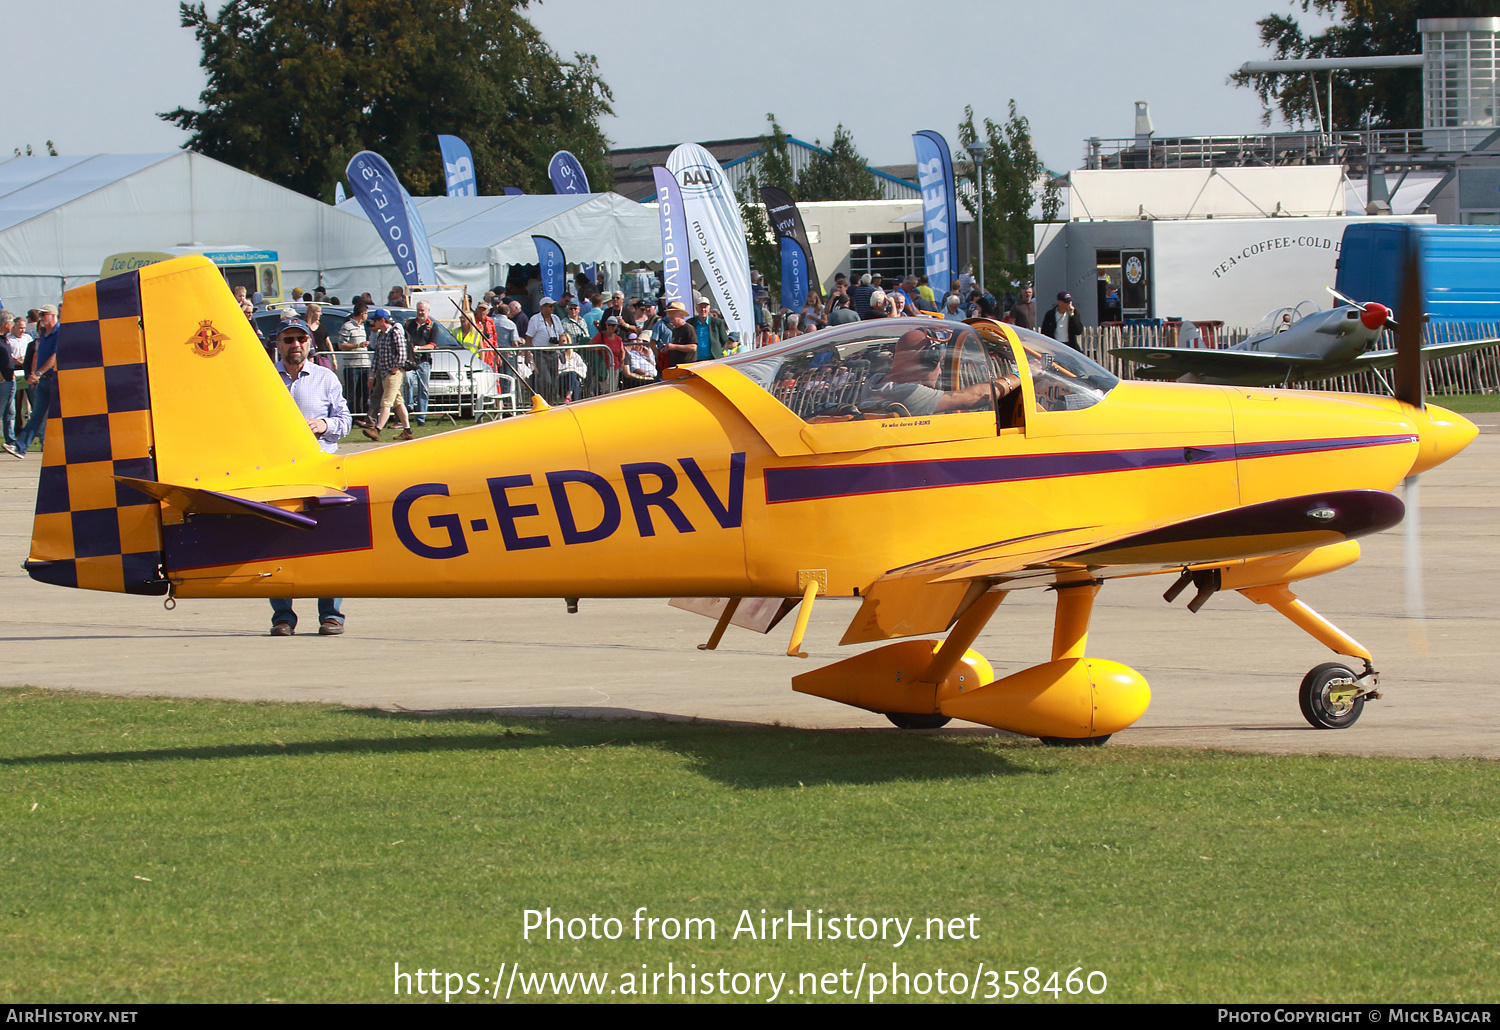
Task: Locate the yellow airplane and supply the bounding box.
[24,255,1477,743]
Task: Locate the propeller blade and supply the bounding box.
[1404,475,1428,656]
[1325,285,1366,311]
[1393,244,1425,409]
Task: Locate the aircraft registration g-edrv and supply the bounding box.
[24,256,1478,743]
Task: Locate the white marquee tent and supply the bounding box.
[337,192,665,298]
[0,151,670,314]
[0,151,400,312]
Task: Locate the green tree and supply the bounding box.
[738,114,797,301]
[13,141,58,157]
[796,125,883,202]
[1230,1,1494,130]
[957,103,1059,294]
[162,0,613,201]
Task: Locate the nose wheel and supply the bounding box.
[1298,662,1376,729]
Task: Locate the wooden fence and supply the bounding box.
[1077,322,1500,396]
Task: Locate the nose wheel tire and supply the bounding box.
[1299,662,1365,729]
[884,712,952,730]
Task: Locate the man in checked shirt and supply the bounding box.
[363,307,414,442]
[269,318,353,636]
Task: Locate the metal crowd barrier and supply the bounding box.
[477,344,624,421]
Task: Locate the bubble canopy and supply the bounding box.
[719,318,1118,422]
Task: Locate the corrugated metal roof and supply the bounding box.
[0,154,177,232]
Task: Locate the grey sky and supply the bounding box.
[7,0,1340,175]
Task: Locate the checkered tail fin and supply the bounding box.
[25,255,326,594]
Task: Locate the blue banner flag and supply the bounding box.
[334,181,345,206]
[548,150,590,195]
[345,151,437,287]
[652,166,690,310]
[503,187,525,196]
[779,238,809,315]
[580,263,597,284]
[438,135,477,197]
[533,235,567,304]
[913,130,959,296]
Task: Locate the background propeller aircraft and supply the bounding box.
[1111,289,1497,388]
[24,256,1476,743]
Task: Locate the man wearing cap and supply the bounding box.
[1040,291,1083,351]
[658,301,698,373]
[15,304,59,457]
[0,312,18,457]
[269,319,353,636]
[688,299,729,362]
[364,308,413,441]
[524,297,566,349]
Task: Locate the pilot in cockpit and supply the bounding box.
[859,328,1021,416]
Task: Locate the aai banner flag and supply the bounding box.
[913,130,959,294]
[651,167,690,309]
[532,236,567,305]
[503,186,525,196]
[345,150,438,287]
[438,135,477,197]
[666,143,752,345]
[548,150,590,195]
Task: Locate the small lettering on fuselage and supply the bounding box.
[392,454,747,559]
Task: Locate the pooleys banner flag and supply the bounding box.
[913,130,958,297]
[651,167,690,310]
[760,186,820,312]
[666,143,752,345]
[345,151,437,287]
[548,150,590,195]
[438,135,478,197]
[532,235,567,306]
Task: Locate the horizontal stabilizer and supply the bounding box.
[112,476,355,530]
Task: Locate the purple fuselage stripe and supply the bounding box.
[763,436,1414,504]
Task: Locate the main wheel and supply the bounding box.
[885,712,951,730]
[1298,662,1365,729]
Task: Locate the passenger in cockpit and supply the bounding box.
[859,329,1020,416]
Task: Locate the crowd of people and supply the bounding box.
[0,306,57,458]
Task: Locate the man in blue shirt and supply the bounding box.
[269,318,353,636]
[689,299,729,361]
[15,304,59,457]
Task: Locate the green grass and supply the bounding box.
[3,688,1497,1004]
[1421,392,1500,413]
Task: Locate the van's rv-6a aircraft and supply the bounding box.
[24,256,1477,743]
[1110,289,1498,388]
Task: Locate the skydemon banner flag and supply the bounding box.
[913,130,959,296]
[760,186,821,312]
[345,150,437,287]
[651,167,690,311]
[666,143,752,345]
[548,150,590,195]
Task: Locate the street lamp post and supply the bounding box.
[966,140,992,297]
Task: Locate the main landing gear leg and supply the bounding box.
[1238,583,1380,729]
[1038,581,1111,747]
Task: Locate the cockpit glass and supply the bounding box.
[722,319,1021,423]
[970,323,1119,412]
